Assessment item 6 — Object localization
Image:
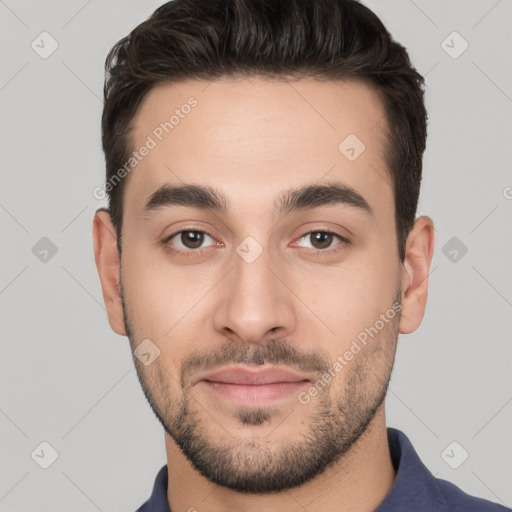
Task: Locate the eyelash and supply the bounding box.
[162,228,349,257]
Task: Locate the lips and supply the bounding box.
[195,365,311,386]
[195,365,312,405]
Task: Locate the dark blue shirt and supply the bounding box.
[135,427,509,511]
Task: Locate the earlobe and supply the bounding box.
[92,209,127,336]
[399,216,435,334]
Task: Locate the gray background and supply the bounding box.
[1,0,511,510]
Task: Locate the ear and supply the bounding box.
[92,209,127,336]
[399,216,435,334]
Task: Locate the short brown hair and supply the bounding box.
[101,0,427,261]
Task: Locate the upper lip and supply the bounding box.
[195,365,311,385]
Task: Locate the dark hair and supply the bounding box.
[101,0,427,261]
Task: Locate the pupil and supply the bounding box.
[312,232,332,249]
[183,231,204,249]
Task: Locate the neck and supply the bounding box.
[164,405,396,512]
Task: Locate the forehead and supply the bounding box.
[124,77,391,221]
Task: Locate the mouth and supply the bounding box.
[195,365,311,405]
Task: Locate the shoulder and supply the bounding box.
[384,428,510,512]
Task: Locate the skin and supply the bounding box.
[93,77,435,512]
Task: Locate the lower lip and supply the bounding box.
[200,380,310,404]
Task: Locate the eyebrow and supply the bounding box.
[143,181,373,218]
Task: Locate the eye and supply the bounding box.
[295,231,347,252]
[165,229,216,252]
[163,228,348,257]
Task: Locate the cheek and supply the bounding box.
[122,243,190,311]
[120,246,220,366]
[291,253,399,352]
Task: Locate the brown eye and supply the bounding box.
[180,231,204,249]
[167,230,215,251]
[310,232,334,249]
[296,230,346,252]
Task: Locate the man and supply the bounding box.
[92,0,509,510]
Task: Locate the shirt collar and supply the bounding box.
[375,427,437,511]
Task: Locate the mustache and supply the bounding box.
[180,338,331,389]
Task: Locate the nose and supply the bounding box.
[212,244,297,344]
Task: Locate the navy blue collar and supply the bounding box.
[135,427,508,511]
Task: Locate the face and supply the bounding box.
[98,77,414,493]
